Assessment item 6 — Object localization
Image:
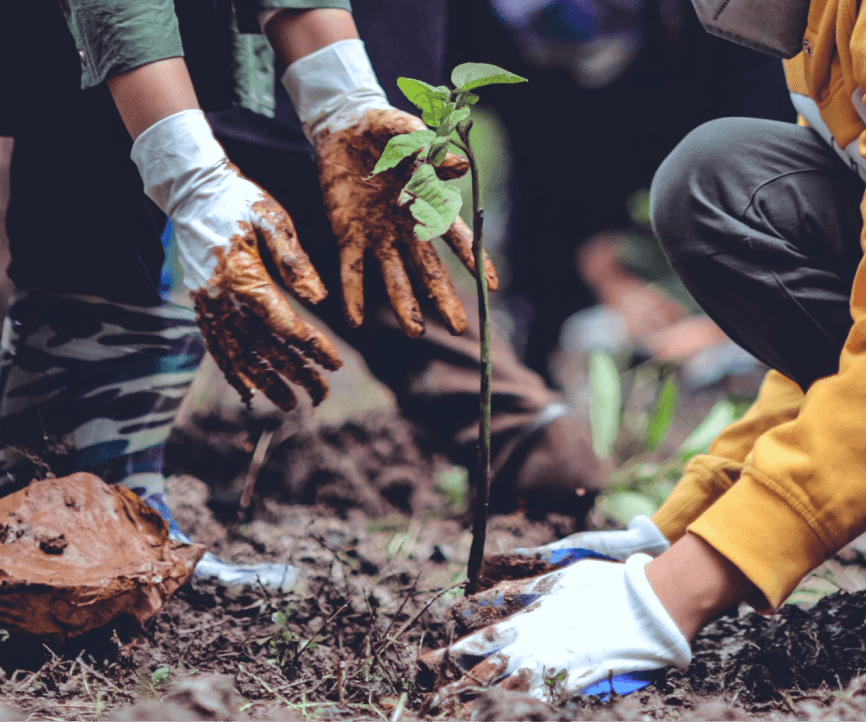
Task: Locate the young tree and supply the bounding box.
[370,63,526,592]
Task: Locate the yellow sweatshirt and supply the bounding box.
[653,0,866,611]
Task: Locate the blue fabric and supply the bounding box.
[549,547,615,566]
[159,220,176,298]
[581,668,658,699]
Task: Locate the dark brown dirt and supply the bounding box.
[474,552,557,588]
[5,405,866,720]
[165,405,441,520]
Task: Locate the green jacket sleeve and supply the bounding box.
[235,0,352,34]
[64,1,184,89]
[64,0,352,89]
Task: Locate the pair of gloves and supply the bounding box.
[131,39,495,411]
[424,515,691,706]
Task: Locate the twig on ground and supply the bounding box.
[237,662,292,707]
[381,582,463,650]
[239,428,274,516]
[74,654,136,701]
[381,570,423,640]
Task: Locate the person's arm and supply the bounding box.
[63,0,184,91]
[264,9,497,338]
[106,58,199,140]
[66,2,343,410]
[105,8,360,140]
[645,532,755,642]
[261,8,358,71]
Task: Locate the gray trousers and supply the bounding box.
[650,118,866,392]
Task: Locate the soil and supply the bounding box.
[4,367,866,720]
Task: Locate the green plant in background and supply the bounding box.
[150,665,170,689]
[588,351,745,525]
[137,664,171,699]
[370,63,526,594]
[269,603,302,669]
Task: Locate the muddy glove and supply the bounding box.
[282,39,498,338]
[131,110,342,410]
[514,515,670,565]
[421,555,690,705]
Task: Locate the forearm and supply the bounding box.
[645,532,756,642]
[261,8,358,71]
[107,58,199,140]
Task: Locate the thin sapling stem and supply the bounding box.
[458,120,493,594]
[369,62,526,595]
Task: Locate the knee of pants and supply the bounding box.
[649,118,748,263]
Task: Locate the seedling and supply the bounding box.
[150,665,170,689]
[370,63,526,593]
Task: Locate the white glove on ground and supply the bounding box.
[281,38,392,143]
[424,554,691,704]
[515,515,670,562]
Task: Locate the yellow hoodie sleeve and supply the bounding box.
[652,0,866,612]
[653,370,805,543]
[689,202,866,609]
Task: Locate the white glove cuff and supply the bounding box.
[281,38,391,143]
[130,109,227,217]
[624,554,692,669]
[627,515,671,557]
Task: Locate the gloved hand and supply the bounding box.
[282,39,499,339]
[514,515,670,565]
[421,555,690,707]
[131,110,342,411]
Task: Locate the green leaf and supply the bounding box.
[429,139,450,166]
[451,63,528,91]
[398,165,463,241]
[151,666,170,687]
[435,465,469,512]
[678,399,737,460]
[397,77,452,126]
[396,77,450,108]
[368,130,435,177]
[645,375,677,452]
[436,106,471,138]
[627,188,652,230]
[424,101,456,128]
[600,491,659,527]
[588,352,622,459]
[456,90,480,107]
